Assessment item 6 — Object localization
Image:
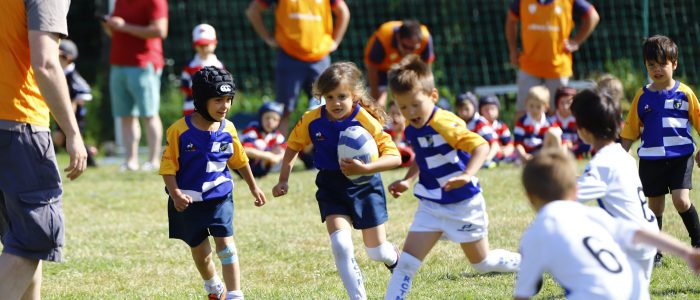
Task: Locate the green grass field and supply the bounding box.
[7,154,700,299]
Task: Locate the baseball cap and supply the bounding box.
[455,91,478,108]
[59,39,79,60]
[479,95,500,109]
[192,24,217,46]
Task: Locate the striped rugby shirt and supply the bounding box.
[514,112,559,153]
[159,115,248,202]
[467,112,497,143]
[287,104,398,170]
[621,81,700,160]
[405,107,487,204]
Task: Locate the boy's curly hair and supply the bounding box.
[387,54,435,95]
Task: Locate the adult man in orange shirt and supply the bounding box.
[505,0,599,119]
[247,0,350,136]
[0,0,87,299]
[364,20,434,108]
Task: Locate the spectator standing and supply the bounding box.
[0,1,87,299]
[102,0,168,171]
[505,0,599,119]
[246,0,350,136]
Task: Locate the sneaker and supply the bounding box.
[491,249,521,273]
[207,292,225,300]
[653,252,663,267]
[385,245,401,273]
[119,163,139,172]
[141,161,159,171]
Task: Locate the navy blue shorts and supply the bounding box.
[315,170,388,229]
[168,193,234,247]
[0,125,64,262]
[275,50,330,113]
[639,155,693,197]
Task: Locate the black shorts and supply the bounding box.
[639,155,693,197]
[315,170,388,229]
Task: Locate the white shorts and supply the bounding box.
[408,193,488,243]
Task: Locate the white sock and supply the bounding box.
[366,242,398,266]
[330,229,366,300]
[471,249,521,274]
[384,252,421,300]
[226,290,244,300]
[203,275,224,295]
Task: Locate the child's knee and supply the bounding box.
[217,245,238,265]
[330,229,354,258]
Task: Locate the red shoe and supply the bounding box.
[208,291,226,300]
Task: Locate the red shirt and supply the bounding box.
[109,0,168,68]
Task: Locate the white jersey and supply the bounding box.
[514,201,646,300]
[576,143,658,260]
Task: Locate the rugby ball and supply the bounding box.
[338,126,379,184]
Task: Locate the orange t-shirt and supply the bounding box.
[259,0,339,62]
[0,0,63,127]
[511,0,593,78]
[363,21,434,72]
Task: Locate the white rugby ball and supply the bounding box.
[338,126,379,184]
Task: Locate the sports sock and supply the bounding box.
[203,275,224,295]
[366,242,398,266]
[329,229,366,300]
[656,215,663,231]
[679,204,700,246]
[471,249,521,273]
[226,290,244,300]
[384,252,421,300]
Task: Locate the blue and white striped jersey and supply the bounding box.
[405,107,487,204]
[160,115,248,202]
[621,81,700,160]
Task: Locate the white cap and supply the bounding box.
[192,24,217,45]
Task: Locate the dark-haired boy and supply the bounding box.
[571,89,658,292]
[620,35,700,266]
[516,149,700,300]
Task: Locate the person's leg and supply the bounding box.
[361,224,399,269]
[136,64,163,168]
[671,189,700,246]
[0,253,39,300]
[120,116,140,170]
[143,115,163,168]
[275,50,304,136]
[384,231,442,300]
[326,214,365,300]
[213,236,242,300]
[110,66,138,168]
[460,238,520,273]
[191,238,226,298]
[543,76,570,114]
[514,70,542,122]
[21,260,41,300]
[305,55,331,109]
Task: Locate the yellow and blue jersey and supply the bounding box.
[160,115,249,201]
[405,107,487,204]
[621,81,700,160]
[287,104,399,170]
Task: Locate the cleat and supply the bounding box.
[208,292,225,300]
[385,245,401,273]
[653,252,663,268]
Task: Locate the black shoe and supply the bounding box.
[653,252,663,267]
[385,245,400,273]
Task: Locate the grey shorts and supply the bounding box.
[0,123,64,262]
[516,70,569,112]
